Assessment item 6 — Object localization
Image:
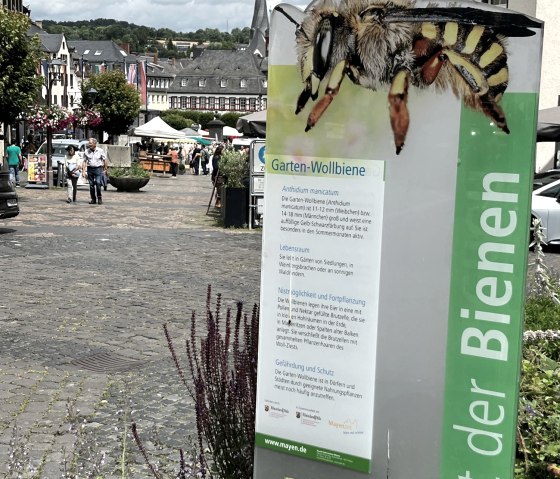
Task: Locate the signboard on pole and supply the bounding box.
[254,1,543,478]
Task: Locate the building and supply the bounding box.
[1,0,29,14]
[36,33,80,109]
[167,51,267,114]
[164,0,268,116]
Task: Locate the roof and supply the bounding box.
[68,40,133,64]
[36,33,63,53]
[168,50,267,95]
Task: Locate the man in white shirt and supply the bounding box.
[82,137,108,205]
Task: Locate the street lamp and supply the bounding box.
[45,58,64,188]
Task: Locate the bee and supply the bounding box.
[277,0,540,154]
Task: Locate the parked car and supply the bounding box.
[0,171,19,219]
[35,139,88,186]
[531,178,560,245]
[533,169,560,190]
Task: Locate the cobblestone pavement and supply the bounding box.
[0,173,262,478]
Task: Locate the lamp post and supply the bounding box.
[45,58,64,188]
[84,87,98,139]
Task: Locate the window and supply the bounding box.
[199,97,207,109]
[181,97,188,109]
[83,49,90,55]
[218,97,226,110]
[220,79,227,87]
[240,79,247,88]
[181,78,187,87]
[262,79,267,88]
[480,0,508,5]
[94,50,102,56]
[229,97,237,111]
[191,96,198,108]
[238,98,247,111]
[198,78,206,87]
[208,97,215,109]
[249,98,256,110]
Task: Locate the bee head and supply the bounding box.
[313,14,343,79]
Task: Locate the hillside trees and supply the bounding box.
[0,10,43,129]
[43,19,251,52]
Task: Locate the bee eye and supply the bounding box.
[313,17,333,78]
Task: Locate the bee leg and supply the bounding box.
[305,61,346,131]
[388,70,411,155]
[479,94,510,134]
[296,86,312,114]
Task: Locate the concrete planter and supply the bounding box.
[108,176,150,192]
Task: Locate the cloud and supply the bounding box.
[26,0,285,31]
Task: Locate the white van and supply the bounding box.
[232,138,259,150]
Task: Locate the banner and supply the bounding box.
[27,154,47,184]
[255,1,543,477]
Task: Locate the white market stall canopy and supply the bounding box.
[134,117,187,139]
[223,125,243,137]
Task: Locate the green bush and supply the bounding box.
[525,296,560,333]
[516,342,560,478]
[219,149,249,188]
[108,163,149,178]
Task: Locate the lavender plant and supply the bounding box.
[167,285,259,479]
[133,285,259,479]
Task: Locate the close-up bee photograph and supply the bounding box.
[267,0,542,160]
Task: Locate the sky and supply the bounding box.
[25,0,288,33]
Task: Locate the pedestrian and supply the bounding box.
[191,143,202,175]
[201,145,210,175]
[63,145,83,203]
[4,140,22,187]
[82,137,108,205]
[169,146,179,178]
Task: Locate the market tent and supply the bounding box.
[134,117,187,139]
[236,109,266,137]
[223,125,243,137]
[537,106,560,142]
[180,127,200,136]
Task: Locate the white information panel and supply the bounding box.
[256,156,384,472]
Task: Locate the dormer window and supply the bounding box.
[220,79,227,87]
[199,78,206,87]
[240,79,247,88]
[84,49,90,55]
[181,78,187,87]
[262,79,267,88]
[94,50,102,56]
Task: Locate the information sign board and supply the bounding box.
[254,1,543,478]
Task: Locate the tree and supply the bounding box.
[82,70,141,141]
[0,10,43,127]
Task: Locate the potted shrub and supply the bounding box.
[108,163,150,192]
[218,148,249,227]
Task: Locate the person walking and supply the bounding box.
[4,140,22,187]
[191,143,202,175]
[63,145,83,203]
[201,145,209,175]
[169,146,179,178]
[82,138,108,205]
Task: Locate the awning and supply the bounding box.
[236,110,266,137]
[134,117,187,139]
[537,106,560,142]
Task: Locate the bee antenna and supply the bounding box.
[276,6,301,28]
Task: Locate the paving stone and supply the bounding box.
[0,174,262,476]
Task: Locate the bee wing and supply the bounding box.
[383,7,541,37]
